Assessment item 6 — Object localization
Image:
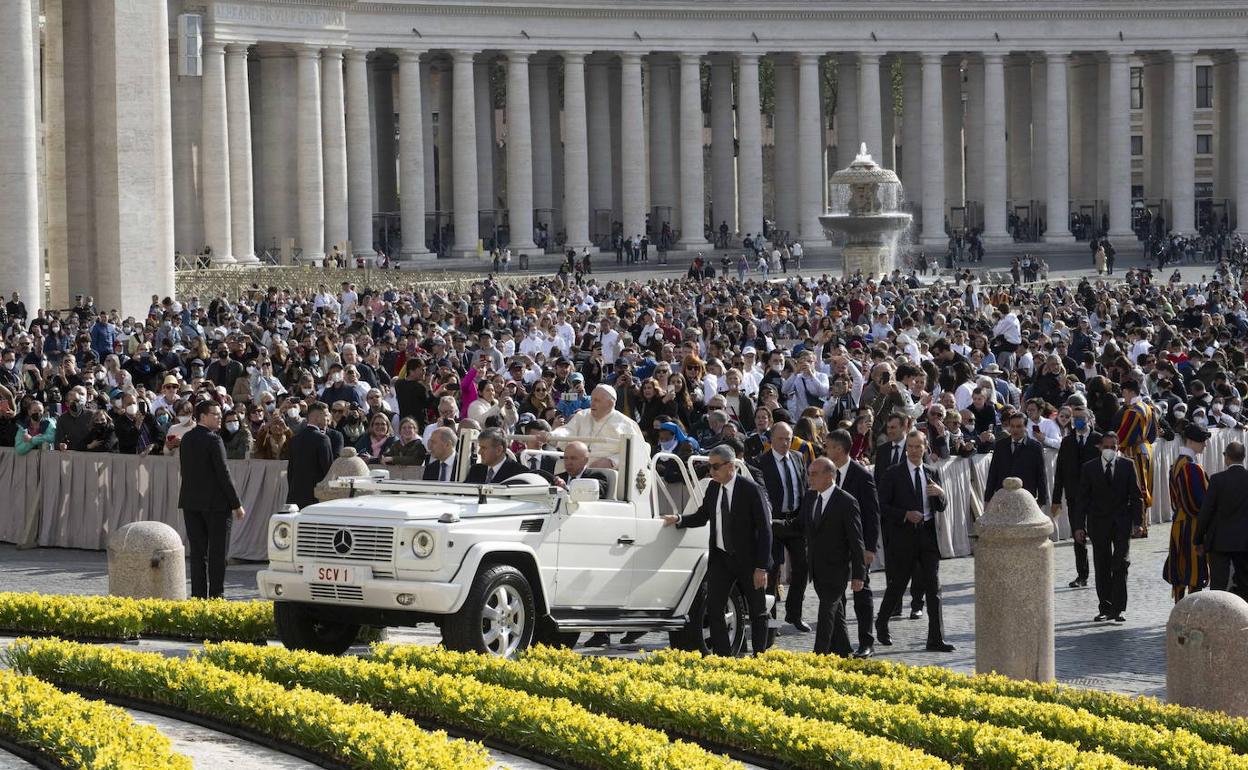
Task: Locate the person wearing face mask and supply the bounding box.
[220,409,253,460]
[84,410,117,453]
[1075,433,1143,623]
[54,386,95,452]
[1163,423,1211,603]
[15,402,56,456]
[1052,402,1103,589]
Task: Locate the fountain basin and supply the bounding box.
[820,143,913,278]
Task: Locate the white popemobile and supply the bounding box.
[257,429,776,657]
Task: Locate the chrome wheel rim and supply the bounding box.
[482,584,526,657]
[703,592,740,650]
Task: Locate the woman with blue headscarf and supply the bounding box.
[653,419,700,483]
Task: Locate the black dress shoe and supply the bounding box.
[874,625,892,646]
[787,618,812,633]
[1112,615,1126,623]
[583,632,611,648]
[925,641,956,652]
[909,609,924,620]
[890,608,902,618]
[620,631,646,644]
[1093,613,1109,622]
[1068,578,1088,588]
[853,645,875,659]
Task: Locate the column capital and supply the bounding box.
[678,52,706,64]
[736,52,760,66]
[321,47,346,61]
[858,51,881,64]
[399,48,427,64]
[981,52,1005,65]
[203,39,227,55]
[1041,50,1071,60]
[1106,50,1132,64]
[504,50,536,63]
[618,51,644,65]
[224,42,253,56]
[451,50,480,64]
[1170,48,1198,61]
[344,48,370,62]
[291,44,322,59]
[561,51,588,63]
[919,51,944,65]
[795,51,821,65]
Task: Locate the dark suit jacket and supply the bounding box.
[1052,431,1102,507]
[877,461,947,534]
[678,473,773,571]
[178,425,241,512]
[802,487,865,584]
[1196,465,1248,553]
[837,459,881,554]
[754,449,807,518]
[422,455,458,482]
[286,425,334,508]
[1075,455,1143,535]
[463,458,529,484]
[557,468,610,498]
[984,436,1049,505]
[872,440,907,486]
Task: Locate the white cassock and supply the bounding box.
[552,409,643,466]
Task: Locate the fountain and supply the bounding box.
[819,143,913,279]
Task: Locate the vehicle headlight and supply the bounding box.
[272,522,292,550]
[411,529,435,559]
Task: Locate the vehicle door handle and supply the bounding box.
[617,535,635,545]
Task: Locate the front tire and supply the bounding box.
[669,579,747,655]
[443,564,536,658]
[273,602,361,655]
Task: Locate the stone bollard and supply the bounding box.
[107,521,187,600]
[313,446,371,502]
[974,477,1056,682]
[1167,591,1248,716]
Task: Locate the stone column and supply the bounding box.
[965,59,985,212]
[1107,52,1135,239]
[437,64,454,213]
[1238,51,1248,235]
[295,45,326,263]
[648,56,675,225]
[505,50,539,254]
[0,0,40,306]
[587,57,613,232]
[373,60,398,214]
[562,52,592,249]
[201,40,234,263]
[982,53,1011,245]
[1043,51,1073,242]
[711,54,737,234]
[474,59,495,212]
[1005,56,1032,206]
[675,52,708,250]
[920,53,947,247]
[256,48,295,258]
[858,53,883,161]
[450,50,480,256]
[619,52,647,243]
[900,56,923,212]
[737,53,765,241]
[321,48,349,255]
[1171,50,1197,234]
[880,57,897,170]
[224,43,257,263]
[773,55,798,234]
[797,52,829,246]
[345,49,375,258]
[943,58,965,213]
[420,63,436,218]
[836,55,859,170]
[1031,55,1048,206]
[399,49,430,259]
[43,0,69,305]
[530,56,554,219]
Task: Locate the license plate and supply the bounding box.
[307,563,371,585]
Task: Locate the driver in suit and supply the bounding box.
[555,441,610,498]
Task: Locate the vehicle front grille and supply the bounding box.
[296,523,395,563]
[309,583,364,602]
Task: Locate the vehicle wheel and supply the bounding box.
[442,564,536,658]
[668,579,747,655]
[533,616,580,649]
[273,602,361,655]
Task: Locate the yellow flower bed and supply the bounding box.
[0,669,191,770]
[368,642,952,770]
[0,592,273,641]
[197,641,744,770]
[4,638,490,770]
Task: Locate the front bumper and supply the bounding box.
[257,568,464,614]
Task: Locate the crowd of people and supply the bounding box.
[2,245,1248,649]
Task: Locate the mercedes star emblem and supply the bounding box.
[332,529,354,555]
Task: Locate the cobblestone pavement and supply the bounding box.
[0,532,1174,697]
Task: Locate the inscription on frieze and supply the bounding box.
[213,3,346,28]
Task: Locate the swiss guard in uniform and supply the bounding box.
[1116,380,1157,537]
[1163,423,1210,602]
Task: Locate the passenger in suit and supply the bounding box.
[520,417,559,475]
[753,421,810,631]
[871,412,925,619]
[984,411,1049,505]
[802,457,866,656]
[1196,441,1248,599]
[422,426,459,481]
[285,401,334,510]
[1075,432,1143,622]
[825,428,881,657]
[178,400,245,599]
[463,427,529,483]
[555,440,610,498]
[1051,402,1102,588]
[663,444,772,656]
[875,430,955,652]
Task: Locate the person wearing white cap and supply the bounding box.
[542,383,642,469]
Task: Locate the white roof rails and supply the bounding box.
[328,475,559,500]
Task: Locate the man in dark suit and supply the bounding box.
[753,421,809,630]
[826,428,880,657]
[802,457,866,655]
[178,400,245,599]
[555,440,610,498]
[463,428,528,483]
[1051,402,1102,588]
[875,430,955,652]
[984,411,1049,506]
[663,444,772,656]
[1075,432,1143,622]
[521,418,559,475]
[422,426,459,481]
[286,401,334,509]
[872,411,924,619]
[1196,441,1248,599]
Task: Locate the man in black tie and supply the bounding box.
[872,411,924,619]
[825,428,881,657]
[802,457,866,656]
[753,421,809,631]
[1076,433,1143,622]
[286,401,334,509]
[521,417,559,475]
[984,411,1049,505]
[663,444,772,656]
[178,400,245,599]
[875,430,955,652]
[1051,402,1102,588]
[463,428,528,483]
[422,426,459,481]
[555,441,610,498]
[1196,441,1248,599]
